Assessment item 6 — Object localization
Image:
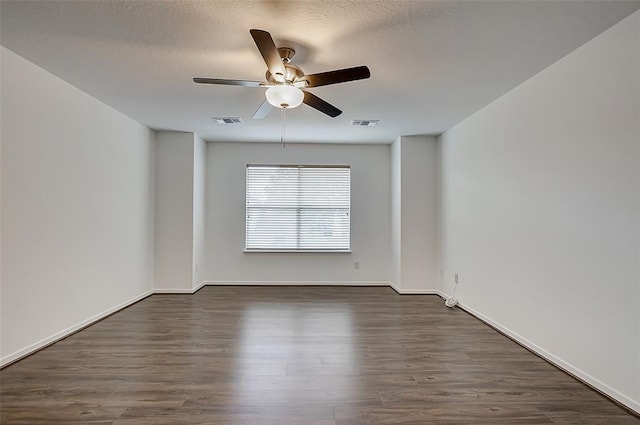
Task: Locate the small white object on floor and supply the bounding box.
[444,273,459,308]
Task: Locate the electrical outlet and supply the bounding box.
[454,273,459,283]
[354,261,360,270]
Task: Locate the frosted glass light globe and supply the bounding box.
[265,85,304,109]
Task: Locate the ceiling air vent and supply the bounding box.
[212,117,243,124]
[351,119,379,127]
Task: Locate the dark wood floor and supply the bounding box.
[1,286,637,424]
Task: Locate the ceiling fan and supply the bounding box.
[193,29,371,118]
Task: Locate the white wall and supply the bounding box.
[154,131,206,292]
[192,134,206,289]
[401,136,439,291]
[0,47,155,364]
[390,138,402,286]
[439,10,640,412]
[391,136,440,292]
[154,131,195,292]
[204,142,391,284]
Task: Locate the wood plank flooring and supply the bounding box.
[1,286,637,424]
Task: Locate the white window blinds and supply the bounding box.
[246,165,351,252]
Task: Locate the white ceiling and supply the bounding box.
[2,1,639,144]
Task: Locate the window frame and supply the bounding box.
[244,164,352,253]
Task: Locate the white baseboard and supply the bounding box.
[0,283,436,369]
[0,289,154,368]
[5,283,636,415]
[389,281,446,297]
[154,281,208,294]
[1,282,215,367]
[154,288,196,294]
[193,280,207,292]
[456,300,640,415]
[203,280,390,286]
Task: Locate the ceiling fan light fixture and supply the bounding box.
[265,85,304,109]
[194,29,370,117]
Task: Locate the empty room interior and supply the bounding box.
[1,1,639,424]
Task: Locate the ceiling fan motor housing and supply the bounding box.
[266,62,304,85]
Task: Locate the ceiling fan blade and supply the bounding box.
[249,29,287,83]
[303,91,342,117]
[303,66,371,88]
[252,99,274,119]
[193,78,263,87]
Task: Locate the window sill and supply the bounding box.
[243,249,352,254]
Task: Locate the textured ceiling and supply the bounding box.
[2,0,639,143]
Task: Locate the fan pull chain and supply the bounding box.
[280,107,286,149]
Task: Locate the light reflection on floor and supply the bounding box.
[233,301,357,405]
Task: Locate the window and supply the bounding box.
[246,165,351,252]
